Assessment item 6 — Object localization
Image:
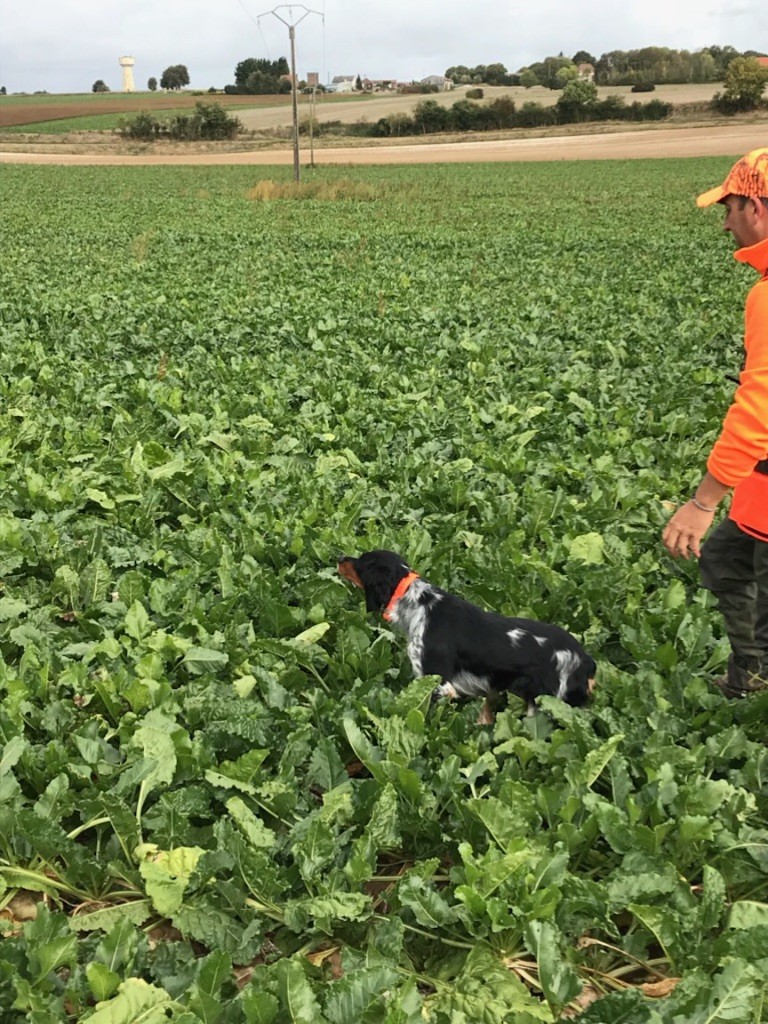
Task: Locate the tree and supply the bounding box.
[355,74,363,91]
[572,50,597,66]
[556,77,598,121]
[234,57,288,89]
[703,44,740,78]
[519,68,539,88]
[0,86,6,95]
[555,64,579,88]
[445,65,472,84]
[484,62,510,85]
[92,79,110,93]
[412,99,450,134]
[530,55,576,89]
[160,64,190,90]
[720,56,768,110]
[148,77,158,91]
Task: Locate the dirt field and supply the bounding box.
[1,123,765,167]
[236,83,722,131]
[0,93,287,128]
[0,83,721,130]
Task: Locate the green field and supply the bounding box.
[1,109,196,134]
[1,161,766,1022]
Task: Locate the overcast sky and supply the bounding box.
[0,0,765,94]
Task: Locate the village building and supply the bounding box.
[420,74,454,91]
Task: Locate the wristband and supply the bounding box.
[691,496,717,513]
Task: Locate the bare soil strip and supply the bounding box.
[1,124,766,166]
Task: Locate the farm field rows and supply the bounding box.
[1,160,767,1022]
[0,83,722,132]
[0,93,289,129]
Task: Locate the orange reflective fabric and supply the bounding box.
[732,471,768,538]
[707,237,768,493]
[382,572,420,621]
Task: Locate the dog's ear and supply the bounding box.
[357,560,405,613]
[363,566,397,613]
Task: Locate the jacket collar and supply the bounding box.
[735,235,768,277]
[382,572,420,621]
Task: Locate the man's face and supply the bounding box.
[721,195,767,249]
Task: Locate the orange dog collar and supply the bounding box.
[382,572,420,621]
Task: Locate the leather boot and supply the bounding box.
[712,654,768,698]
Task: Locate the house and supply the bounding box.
[361,78,397,92]
[327,75,356,93]
[577,63,595,82]
[756,56,768,69]
[420,75,454,91]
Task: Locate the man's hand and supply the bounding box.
[662,501,716,559]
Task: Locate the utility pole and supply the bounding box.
[257,4,322,182]
[308,85,316,169]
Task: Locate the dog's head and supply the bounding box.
[338,550,413,614]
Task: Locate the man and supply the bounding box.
[663,148,768,698]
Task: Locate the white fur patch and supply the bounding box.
[508,628,527,646]
[449,670,492,700]
[533,635,548,647]
[435,681,459,700]
[388,579,438,678]
[552,649,581,699]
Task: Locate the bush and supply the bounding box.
[483,97,517,129]
[591,95,627,120]
[412,99,450,134]
[555,78,598,123]
[450,99,483,130]
[513,102,557,128]
[399,83,439,94]
[631,82,656,92]
[118,102,242,141]
[466,88,484,100]
[631,98,672,120]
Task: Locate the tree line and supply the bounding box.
[447,45,766,89]
[224,58,292,95]
[308,85,673,140]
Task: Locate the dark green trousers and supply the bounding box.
[699,517,768,665]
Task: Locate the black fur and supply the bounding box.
[339,549,596,718]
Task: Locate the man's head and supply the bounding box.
[697,148,768,249]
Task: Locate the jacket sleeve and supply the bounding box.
[707,280,768,487]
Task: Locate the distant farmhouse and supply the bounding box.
[421,75,454,91]
[362,78,397,92]
[324,73,454,93]
[326,74,399,93]
[577,63,595,81]
[327,75,356,93]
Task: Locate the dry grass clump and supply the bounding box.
[247,177,380,201]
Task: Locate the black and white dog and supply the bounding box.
[338,550,596,722]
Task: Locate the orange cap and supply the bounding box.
[697,148,768,208]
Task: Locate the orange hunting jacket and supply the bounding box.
[707,235,768,539]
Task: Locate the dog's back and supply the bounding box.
[417,588,595,708]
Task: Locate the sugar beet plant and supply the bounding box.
[0,161,767,1022]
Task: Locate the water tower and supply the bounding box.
[119,56,136,92]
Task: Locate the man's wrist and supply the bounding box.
[693,471,731,511]
[690,496,717,513]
